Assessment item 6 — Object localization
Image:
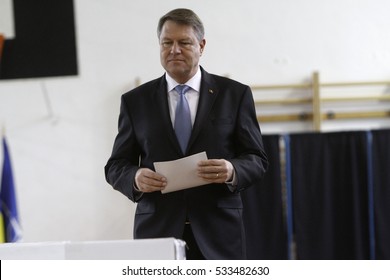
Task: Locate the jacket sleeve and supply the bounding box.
[104,94,141,202]
[229,85,268,192]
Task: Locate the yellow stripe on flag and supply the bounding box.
[0,213,5,243]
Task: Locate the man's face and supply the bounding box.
[159,20,206,84]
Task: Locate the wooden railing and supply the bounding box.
[252,72,390,131]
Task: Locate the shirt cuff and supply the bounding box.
[225,170,238,192]
[133,183,143,201]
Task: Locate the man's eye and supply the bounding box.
[161,42,172,47]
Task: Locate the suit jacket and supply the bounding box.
[105,67,268,259]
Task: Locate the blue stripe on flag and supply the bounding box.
[1,136,22,242]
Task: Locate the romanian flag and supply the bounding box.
[0,136,22,242]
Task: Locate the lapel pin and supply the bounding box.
[208,89,214,94]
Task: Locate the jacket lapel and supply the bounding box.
[155,69,219,155]
[154,76,183,153]
[187,68,218,152]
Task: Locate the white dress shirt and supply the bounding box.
[165,67,201,127]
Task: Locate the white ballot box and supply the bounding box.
[0,238,186,260]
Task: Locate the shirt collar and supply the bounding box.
[165,67,202,92]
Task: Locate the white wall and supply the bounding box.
[0,0,389,242]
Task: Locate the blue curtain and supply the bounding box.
[289,131,370,259]
[243,130,390,259]
[371,129,390,259]
[242,135,288,259]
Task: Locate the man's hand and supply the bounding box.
[135,168,167,193]
[197,159,234,183]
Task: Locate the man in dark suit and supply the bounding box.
[105,8,268,260]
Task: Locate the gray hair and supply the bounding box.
[157,8,205,42]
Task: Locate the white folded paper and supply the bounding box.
[154,152,209,194]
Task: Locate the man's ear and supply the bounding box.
[200,39,206,53]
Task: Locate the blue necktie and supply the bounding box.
[174,85,191,153]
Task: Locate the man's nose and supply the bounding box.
[170,42,181,54]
